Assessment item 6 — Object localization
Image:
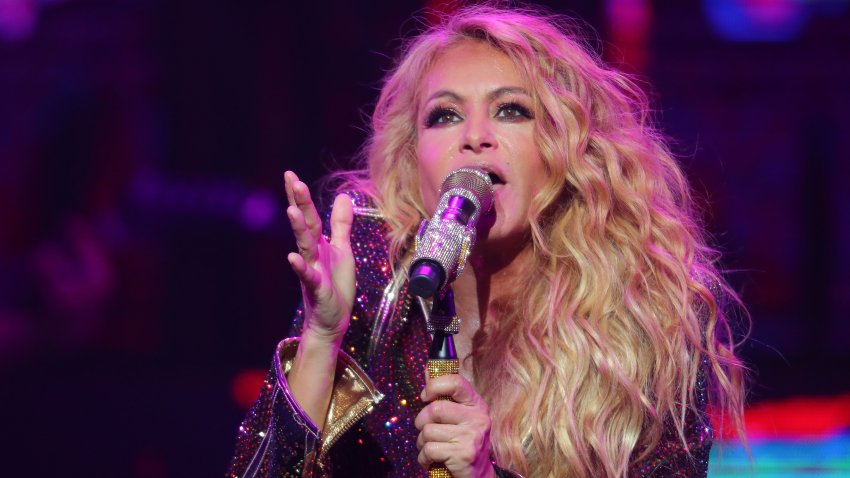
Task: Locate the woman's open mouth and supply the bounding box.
[487,171,505,186]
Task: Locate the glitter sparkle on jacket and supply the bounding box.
[227,192,713,478]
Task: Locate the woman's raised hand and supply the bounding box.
[284,171,355,345]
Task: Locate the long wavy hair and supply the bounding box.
[335,5,746,477]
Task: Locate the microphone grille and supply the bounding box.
[438,168,494,216]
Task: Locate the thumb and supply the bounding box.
[329,194,353,249]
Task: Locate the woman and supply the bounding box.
[229,6,746,478]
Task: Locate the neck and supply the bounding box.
[447,241,531,383]
[452,240,531,328]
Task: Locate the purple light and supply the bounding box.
[703,0,810,42]
[241,191,277,231]
[0,0,36,41]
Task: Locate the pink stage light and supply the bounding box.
[713,393,850,439]
[605,0,651,74]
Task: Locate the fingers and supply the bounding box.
[416,374,488,430]
[417,441,456,468]
[415,398,485,430]
[287,204,319,263]
[421,374,485,408]
[416,423,455,449]
[286,252,321,290]
[284,171,322,244]
[329,194,353,250]
[415,405,492,475]
[283,172,356,308]
[283,170,297,206]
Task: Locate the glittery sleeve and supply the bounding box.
[227,338,318,478]
[227,338,384,478]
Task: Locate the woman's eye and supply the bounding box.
[424,107,461,128]
[495,102,534,121]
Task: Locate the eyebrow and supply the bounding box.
[424,86,531,104]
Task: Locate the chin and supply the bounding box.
[476,222,531,251]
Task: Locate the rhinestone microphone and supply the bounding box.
[408,167,494,299]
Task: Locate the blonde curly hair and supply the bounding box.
[335,5,747,477]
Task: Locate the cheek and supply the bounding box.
[521,133,545,176]
[417,174,439,214]
[416,139,446,213]
[515,142,548,208]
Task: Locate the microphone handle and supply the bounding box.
[427,332,459,478]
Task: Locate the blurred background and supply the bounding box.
[0,0,848,476]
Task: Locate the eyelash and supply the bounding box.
[424,107,461,128]
[423,102,534,128]
[496,102,534,120]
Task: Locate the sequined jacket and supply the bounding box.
[227,192,713,478]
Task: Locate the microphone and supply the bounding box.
[411,168,492,478]
[408,168,494,299]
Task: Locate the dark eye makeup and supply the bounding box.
[496,101,534,120]
[423,100,534,128]
[424,107,461,128]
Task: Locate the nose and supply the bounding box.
[460,112,497,154]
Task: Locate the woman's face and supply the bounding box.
[416,41,547,250]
